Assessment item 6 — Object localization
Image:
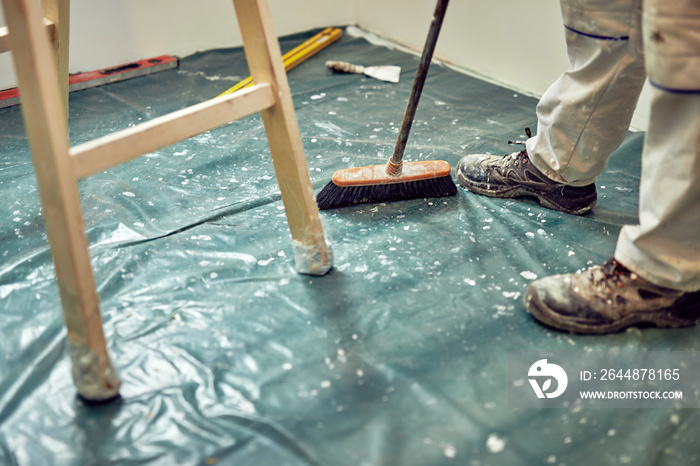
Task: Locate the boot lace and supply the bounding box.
[599,258,638,291]
[503,127,532,167]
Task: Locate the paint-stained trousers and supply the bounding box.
[525,0,700,290]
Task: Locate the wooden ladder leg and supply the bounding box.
[42,0,70,121]
[2,0,120,401]
[232,0,333,276]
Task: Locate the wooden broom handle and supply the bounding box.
[387,0,450,176]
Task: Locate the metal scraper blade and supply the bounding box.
[363,65,401,83]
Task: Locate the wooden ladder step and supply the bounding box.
[70,83,275,179]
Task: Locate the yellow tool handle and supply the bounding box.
[217,27,343,98]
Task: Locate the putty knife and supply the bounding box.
[326,61,401,83]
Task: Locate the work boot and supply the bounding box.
[524,258,700,334]
[456,129,597,215]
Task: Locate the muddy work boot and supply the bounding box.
[524,258,700,334]
[456,129,597,215]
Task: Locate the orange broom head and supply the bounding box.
[331,160,451,187]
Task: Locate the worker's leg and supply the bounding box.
[523,0,700,334]
[614,0,700,291]
[457,0,646,215]
[526,0,646,185]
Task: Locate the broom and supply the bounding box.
[316,0,456,210]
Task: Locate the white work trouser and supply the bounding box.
[525,0,700,291]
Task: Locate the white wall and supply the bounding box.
[355,0,650,130]
[0,0,355,90]
[1,0,650,130]
[358,0,569,97]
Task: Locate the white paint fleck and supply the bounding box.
[463,278,476,286]
[282,363,293,371]
[443,444,457,458]
[520,271,538,280]
[122,191,136,197]
[320,380,331,388]
[486,433,506,453]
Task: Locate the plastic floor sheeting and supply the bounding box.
[1,28,699,466]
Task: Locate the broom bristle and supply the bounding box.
[317,173,457,210]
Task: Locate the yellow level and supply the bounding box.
[217,27,343,98]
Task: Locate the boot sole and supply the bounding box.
[524,287,699,334]
[458,176,596,216]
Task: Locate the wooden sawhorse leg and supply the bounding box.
[41,0,70,121]
[233,0,333,275]
[2,0,120,401]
